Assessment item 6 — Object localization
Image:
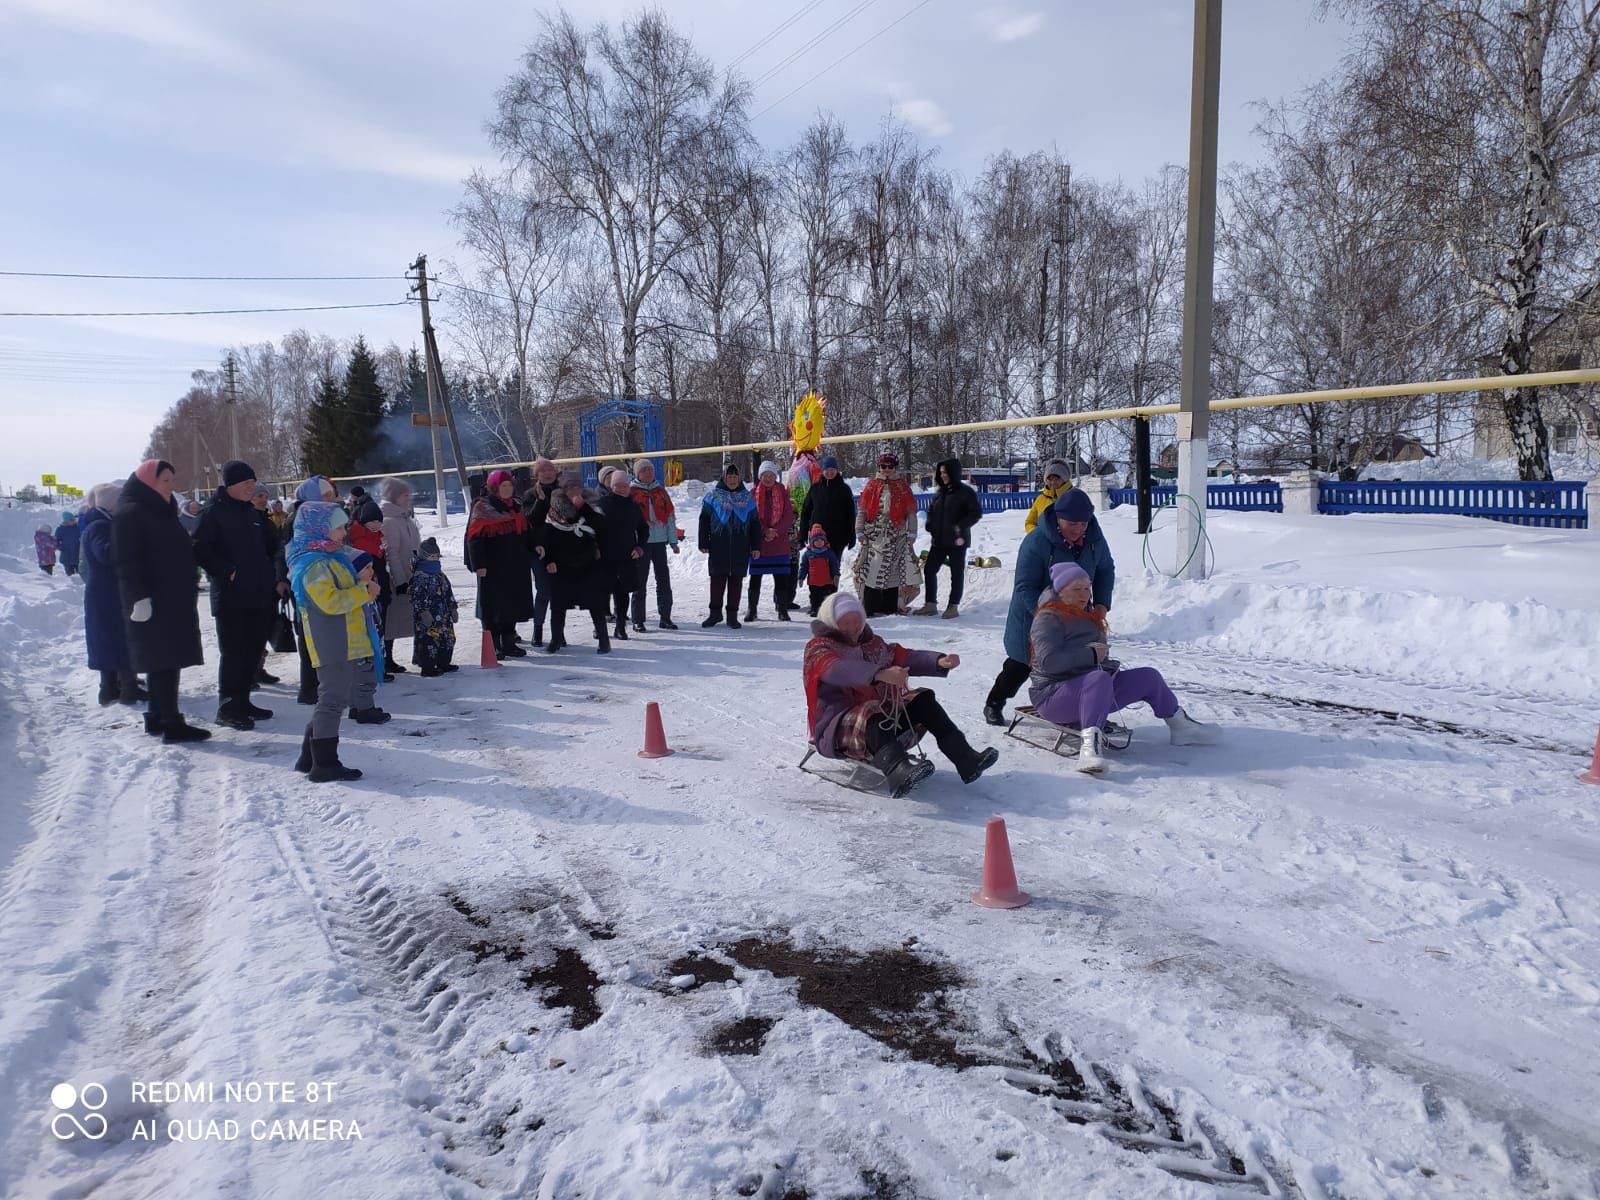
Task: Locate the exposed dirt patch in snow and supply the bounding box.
[519,947,603,1031]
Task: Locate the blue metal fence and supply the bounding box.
[1317,480,1588,528]
[915,491,1041,514]
[1106,484,1283,513]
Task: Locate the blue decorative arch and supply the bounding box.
[577,396,665,488]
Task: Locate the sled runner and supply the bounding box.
[797,728,930,795]
[1004,706,1131,758]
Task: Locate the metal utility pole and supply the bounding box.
[409,255,472,517]
[1053,163,1073,468]
[1176,0,1221,580]
[225,352,240,461]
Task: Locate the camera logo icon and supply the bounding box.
[50,1082,108,1141]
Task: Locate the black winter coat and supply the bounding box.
[468,497,536,626]
[597,491,647,590]
[112,476,204,673]
[540,504,609,610]
[698,482,762,577]
[923,459,983,548]
[799,474,857,554]
[192,488,279,615]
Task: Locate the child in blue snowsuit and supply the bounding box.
[54,513,81,576]
[800,524,840,617]
[409,537,459,676]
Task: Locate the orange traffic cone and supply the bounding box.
[638,701,673,759]
[480,629,499,669]
[1580,726,1600,785]
[971,817,1030,909]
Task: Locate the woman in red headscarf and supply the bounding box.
[467,469,537,658]
[852,453,921,617]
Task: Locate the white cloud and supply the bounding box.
[7,0,475,186]
[974,5,1046,43]
[892,97,955,139]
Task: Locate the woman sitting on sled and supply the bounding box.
[803,593,1000,797]
[1028,562,1219,773]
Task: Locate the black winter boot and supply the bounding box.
[97,673,118,706]
[870,740,935,799]
[595,614,612,654]
[701,611,722,628]
[726,609,742,629]
[294,724,313,773]
[384,641,407,673]
[163,718,213,744]
[143,712,164,737]
[348,707,392,724]
[119,677,148,705]
[308,737,362,783]
[532,622,544,648]
[546,612,567,653]
[614,617,629,640]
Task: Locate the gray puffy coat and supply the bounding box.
[1026,586,1106,708]
[380,499,421,639]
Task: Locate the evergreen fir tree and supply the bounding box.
[385,346,427,418]
[302,372,351,476]
[342,336,387,470]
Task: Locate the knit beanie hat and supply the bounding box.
[418,537,441,558]
[1052,488,1094,522]
[633,458,655,477]
[1050,562,1089,593]
[558,469,582,489]
[758,460,779,480]
[349,485,366,498]
[1043,459,1071,484]
[598,465,616,486]
[808,523,829,544]
[349,551,375,575]
[820,456,840,471]
[221,459,255,487]
[722,461,741,477]
[61,511,74,523]
[486,471,513,491]
[818,592,865,630]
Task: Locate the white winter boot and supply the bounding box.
[1074,725,1106,774]
[1165,708,1220,746]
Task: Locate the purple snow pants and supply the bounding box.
[1036,666,1178,730]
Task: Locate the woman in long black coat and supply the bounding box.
[539,473,610,654]
[468,469,537,658]
[596,469,647,641]
[113,459,210,742]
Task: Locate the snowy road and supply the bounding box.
[2,502,1598,1199]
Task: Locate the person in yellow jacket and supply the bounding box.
[286,502,386,782]
[1023,459,1074,533]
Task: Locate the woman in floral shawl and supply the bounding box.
[853,453,920,617]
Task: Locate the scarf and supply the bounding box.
[347,520,385,559]
[632,480,674,525]
[547,492,597,538]
[860,476,914,525]
[1035,595,1108,633]
[702,481,756,528]
[467,494,527,541]
[414,558,442,575]
[802,625,891,734]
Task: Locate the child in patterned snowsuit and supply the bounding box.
[409,537,459,676]
[34,526,57,574]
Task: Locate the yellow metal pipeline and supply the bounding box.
[286,367,1600,486]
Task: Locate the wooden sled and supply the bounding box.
[798,728,930,795]
[1005,706,1132,758]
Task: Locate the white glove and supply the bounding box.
[130,598,153,622]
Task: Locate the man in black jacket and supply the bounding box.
[917,458,982,619]
[799,456,856,565]
[193,460,283,730]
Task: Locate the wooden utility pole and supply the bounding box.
[225,352,240,461]
[409,255,472,517]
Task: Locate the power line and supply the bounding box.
[0,270,402,281]
[0,301,415,318]
[751,0,876,88]
[729,0,830,68]
[754,0,940,120]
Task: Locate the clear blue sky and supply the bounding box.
[0,0,1352,492]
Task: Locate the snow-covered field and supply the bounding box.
[2,497,1598,1199]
